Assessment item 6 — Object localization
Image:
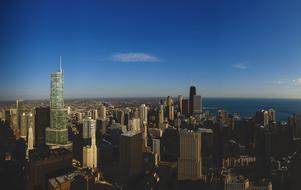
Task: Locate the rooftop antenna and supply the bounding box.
[59,56,62,72]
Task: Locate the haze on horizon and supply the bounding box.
[1,0,301,100]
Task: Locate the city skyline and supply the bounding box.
[2,1,301,100]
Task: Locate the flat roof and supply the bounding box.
[121,130,141,137]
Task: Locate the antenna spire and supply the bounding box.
[59,56,62,72]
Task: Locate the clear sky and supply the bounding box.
[1,0,301,100]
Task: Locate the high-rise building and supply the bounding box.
[129,118,140,131]
[83,132,97,169]
[268,108,276,122]
[161,127,179,162]
[291,113,301,139]
[120,131,143,185]
[158,104,164,126]
[35,107,50,149]
[20,112,27,139]
[46,58,72,150]
[255,110,269,127]
[193,95,202,114]
[152,138,160,160]
[139,104,148,126]
[16,99,24,131]
[178,95,183,114]
[91,109,98,120]
[182,99,189,117]
[27,125,34,151]
[83,117,96,139]
[178,129,202,180]
[189,86,196,115]
[166,96,174,121]
[99,105,106,120]
[9,109,17,130]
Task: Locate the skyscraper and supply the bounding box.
[189,86,196,115]
[27,124,34,151]
[139,104,148,125]
[178,95,183,114]
[99,104,106,120]
[158,104,164,126]
[182,99,189,117]
[166,96,174,121]
[83,131,97,169]
[178,129,202,180]
[46,58,72,150]
[16,99,24,129]
[83,117,96,139]
[35,107,50,149]
[120,131,143,185]
[193,95,202,114]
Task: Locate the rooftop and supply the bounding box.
[121,130,141,137]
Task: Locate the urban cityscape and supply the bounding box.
[1,1,301,190]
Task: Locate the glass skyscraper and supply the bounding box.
[46,60,72,150]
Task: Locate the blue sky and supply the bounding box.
[1,0,301,100]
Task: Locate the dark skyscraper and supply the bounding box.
[189,86,196,115]
[35,107,50,149]
[120,131,143,186]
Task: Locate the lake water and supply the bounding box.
[203,98,301,122]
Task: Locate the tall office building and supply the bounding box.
[268,108,276,122]
[129,118,141,132]
[291,113,301,139]
[255,110,269,127]
[16,99,24,131]
[99,104,106,120]
[27,125,34,150]
[178,95,183,114]
[120,131,143,185]
[178,129,202,180]
[152,138,161,160]
[193,95,202,114]
[182,99,189,116]
[83,117,96,139]
[46,58,72,150]
[189,86,196,115]
[158,104,164,126]
[166,96,174,121]
[35,107,50,148]
[91,109,98,120]
[82,133,97,169]
[20,112,27,139]
[9,109,17,130]
[139,104,148,125]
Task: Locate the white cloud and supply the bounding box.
[292,78,301,86]
[232,63,248,69]
[111,53,159,62]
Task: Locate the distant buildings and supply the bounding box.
[158,104,164,126]
[189,86,196,115]
[99,104,106,120]
[139,104,148,125]
[193,95,202,114]
[178,95,183,114]
[16,99,24,131]
[166,96,174,121]
[182,99,189,116]
[255,110,269,127]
